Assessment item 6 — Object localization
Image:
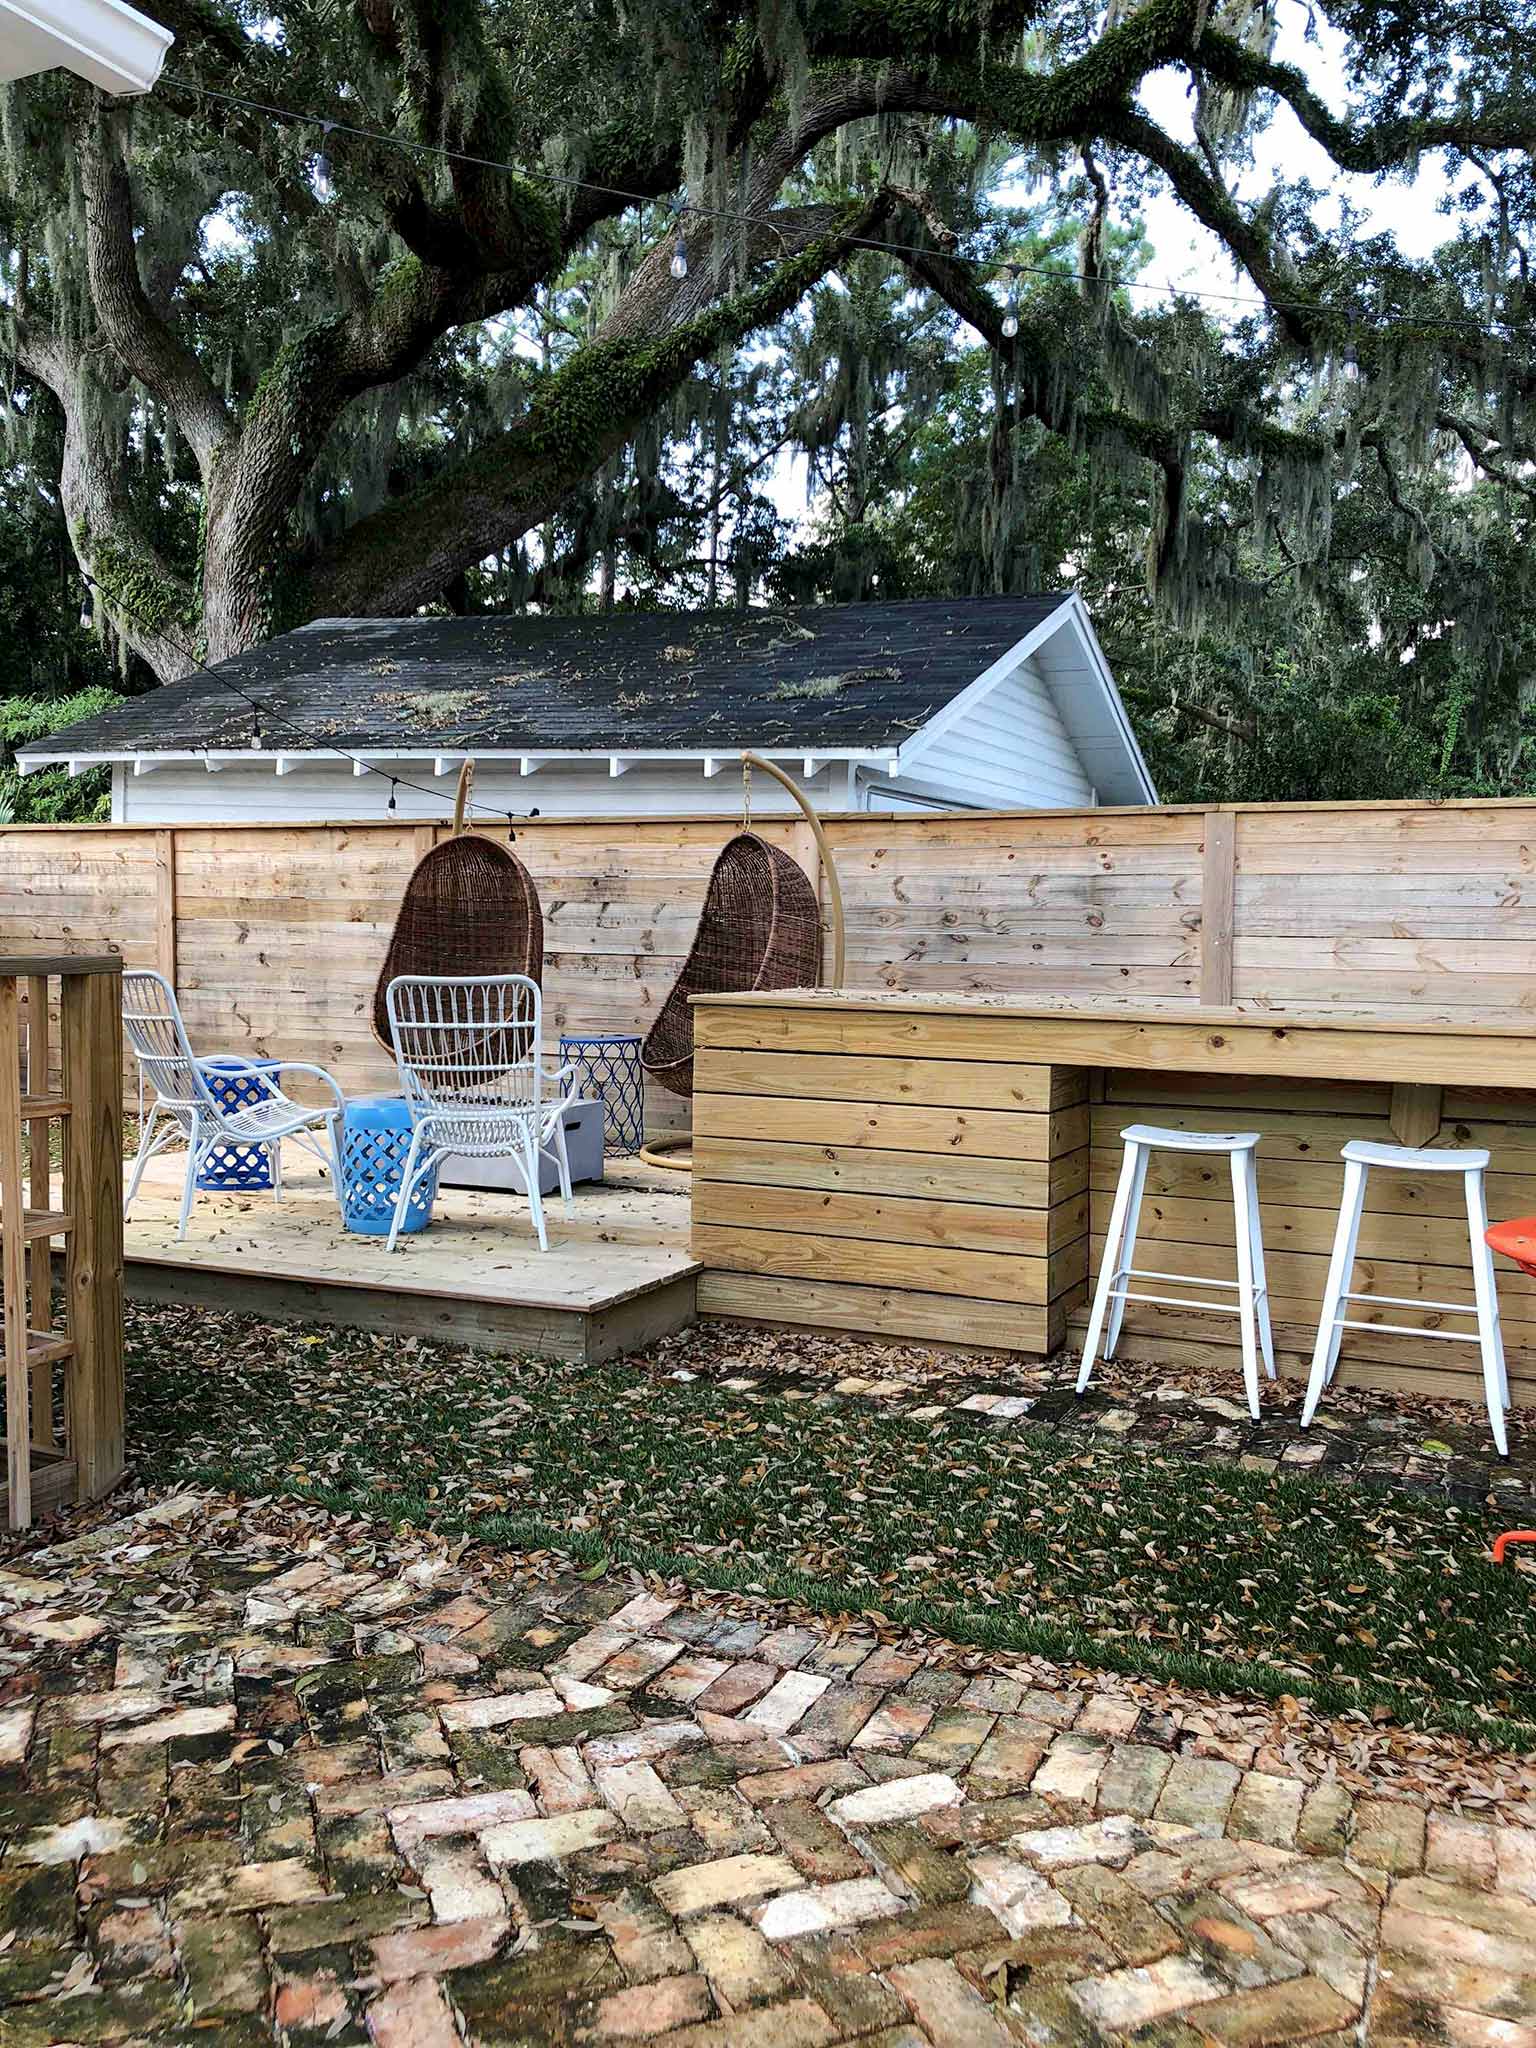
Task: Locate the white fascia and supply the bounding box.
[894,606,1073,779]
[0,0,173,94]
[18,745,904,778]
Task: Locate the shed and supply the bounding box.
[20,594,1156,820]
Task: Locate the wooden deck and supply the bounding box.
[117,1148,697,1363]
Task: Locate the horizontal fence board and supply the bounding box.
[697,1272,1052,1351]
[692,1222,1052,1305]
[694,1181,1068,1257]
[693,1050,1063,1113]
[693,1094,1086,1162]
[1085,1147,1536,1221]
[691,1137,1070,1209]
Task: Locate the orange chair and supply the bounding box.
[1487,1217,1536,1278]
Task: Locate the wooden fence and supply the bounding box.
[2,801,1535,1127]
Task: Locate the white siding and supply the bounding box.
[871,657,1094,812]
[112,758,847,825]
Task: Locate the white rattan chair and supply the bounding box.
[122,970,345,1239]
[384,974,576,1254]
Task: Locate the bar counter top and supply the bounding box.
[692,989,1534,1089]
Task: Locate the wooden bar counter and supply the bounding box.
[691,991,1536,1403]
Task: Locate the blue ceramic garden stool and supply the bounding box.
[558,1032,645,1155]
[341,1095,437,1236]
[196,1058,282,1190]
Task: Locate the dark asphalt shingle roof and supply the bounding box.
[30,597,1073,757]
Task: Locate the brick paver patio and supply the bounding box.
[0,1490,1533,2045]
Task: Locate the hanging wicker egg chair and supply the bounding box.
[371,762,544,1053]
[642,826,823,1100]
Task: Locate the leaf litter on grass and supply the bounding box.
[124,1301,1536,1740]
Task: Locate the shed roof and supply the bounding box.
[28,596,1076,757]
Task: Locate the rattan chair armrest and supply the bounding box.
[254,1060,347,1114]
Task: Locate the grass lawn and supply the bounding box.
[126,1302,1536,1746]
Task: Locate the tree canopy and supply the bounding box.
[1,0,1533,798]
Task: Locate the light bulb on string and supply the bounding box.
[669,204,689,280]
[314,122,336,203]
[387,779,398,813]
[1342,337,1359,376]
[250,704,263,751]
[1001,264,1021,340]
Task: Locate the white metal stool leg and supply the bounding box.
[1080,1125,1270,1410]
[1242,1155,1276,1381]
[1464,1166,1510,1457]
[1101,1143,1149,1363]
[1302,1156,1367,1428]
[1230,1148,1262,1420]
[1303,1139,1511,1456]
[1077,1139,1143,1394]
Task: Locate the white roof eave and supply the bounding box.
[0,0,173,94]
[16,744,907,777]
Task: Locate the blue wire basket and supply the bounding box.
[558,1033,644,1155]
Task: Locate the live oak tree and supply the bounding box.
[1,0,1533,688]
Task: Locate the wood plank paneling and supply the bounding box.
[1087,1075,1536,1398]
[691,1136,1071,1208]
[697,1272,1053,1351]
[693,1093,1086,1161]
[8,797,1536,1153]
[694,1180,1083,1258]
[691,1223,1051,1304]
[695,1050,1066,1112]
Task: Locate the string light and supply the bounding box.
[313,120,336,203]
[1001,263,1021,340]
[387,778,398,812]
[152,69,1536,346]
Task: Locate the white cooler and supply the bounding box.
[437,1097,605,1195]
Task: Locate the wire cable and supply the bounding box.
[156,69,1533,346]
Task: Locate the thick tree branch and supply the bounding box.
[1193,30,1536,170]
[301,199,886,618]
[78,104,234,476]
[12,320,197,677]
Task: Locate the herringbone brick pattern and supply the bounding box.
[0,1493,1531,2045]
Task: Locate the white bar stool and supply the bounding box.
[1302,1139,1509,1457]
[1079,1123,1275,1418]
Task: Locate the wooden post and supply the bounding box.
[1390,1082,1444,1148]
[61,968,124,1500]
[1200,811,1236,1007]
[26,976,54,1452]
[154,830,177,985]
[0,980,29,1527]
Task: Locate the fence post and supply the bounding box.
[1200,811,1236,1006]
[154,830,177,985]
